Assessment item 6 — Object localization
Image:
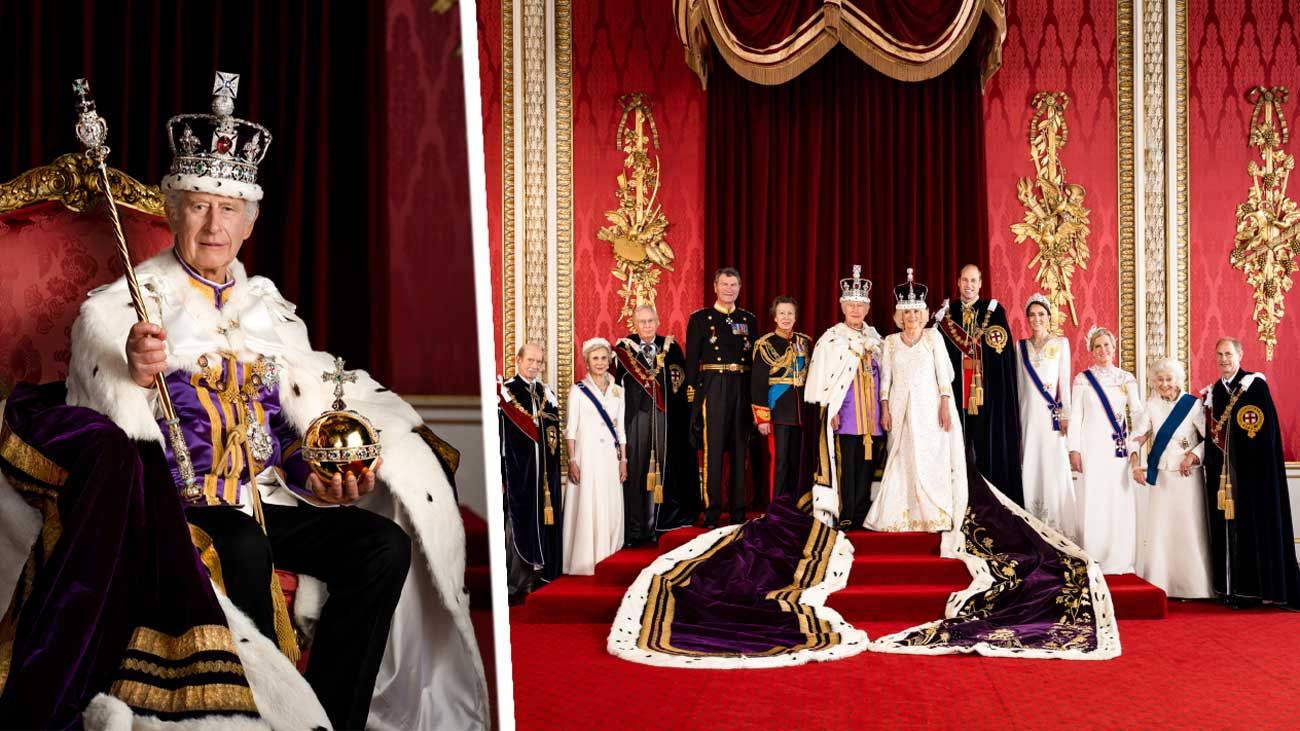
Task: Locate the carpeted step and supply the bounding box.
[658,526,942,555]
[592,548,971,587]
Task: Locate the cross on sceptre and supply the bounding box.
[323,356,358,411]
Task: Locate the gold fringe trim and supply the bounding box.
[270,571,301,664]
[110,679,259,715]
[122,657,245,680]
[188,525,227,595]
[0,423,69,486]
[125,625,240,662]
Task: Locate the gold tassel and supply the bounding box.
[1217,471,1228,511]
[1224,497,1236,521]
[269,572,301,664]
[543,472,555,525]
[863,434,872,461]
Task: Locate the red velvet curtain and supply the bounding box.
[704,44,991,337]
[718,0,970,48]
[1,0,389,381]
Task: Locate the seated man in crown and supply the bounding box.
[0,74,486,730]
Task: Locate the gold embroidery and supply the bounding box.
[188,525,226,594]
[121,657,245,680]
[125,625,240,661]
[0,423,69,486]
[110,679,258,714]
[1236,404,1264,438]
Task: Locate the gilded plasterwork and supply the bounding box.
[502,0,517,375]
[556,0,574,437]
[522,0,548,353]
[1142,0,1167,362]
[0,152,163,216]
[1117,0,1138,373]
[1176,0,1190,378]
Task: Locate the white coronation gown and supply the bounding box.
[1067,365,1143,574]
[563,376,626,575]
[1015,336,1078,539]
[864,328,965,532]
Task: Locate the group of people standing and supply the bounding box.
[500,263,1300,612]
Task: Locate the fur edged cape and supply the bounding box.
[0,248,487,729]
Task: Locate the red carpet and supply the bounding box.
[508,603,1300,729]
[511,524,1168,624]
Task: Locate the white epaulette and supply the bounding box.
[934,298,951,323]
[988,298,999,312]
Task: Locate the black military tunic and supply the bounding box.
[685,303,759,525]
[750,330,811,500]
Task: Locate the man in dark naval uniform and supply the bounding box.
[498,342,564,604]
[751,296,812,501]
[686,267,759,528]
[613,305,689,546]
[934,264,1023,505]
[1201,337,1300,609]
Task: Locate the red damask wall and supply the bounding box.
[1188,0,1300,458]
[983,0,1120,376]
[477,0,504,372]
[385,1,478,395]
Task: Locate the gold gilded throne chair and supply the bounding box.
[0,153,309,666]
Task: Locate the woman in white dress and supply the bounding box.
[1067,327,1143,574]
[1015,294,1077,539]
[865,270,966,533]
[1129,357,1214,598]
[563,338,628,575]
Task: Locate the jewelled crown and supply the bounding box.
[1026,292,1053,313]
[894,268,929,310]
[161,71,272,202]
[839,264,872,303]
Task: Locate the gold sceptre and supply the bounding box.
[72,78,199,501]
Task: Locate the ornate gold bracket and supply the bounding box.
[1010,91,1092,334]
[0,152,163,217]
[597,93,675,330]
[1231,86,1300,360]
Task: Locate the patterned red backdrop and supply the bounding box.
[983,0,1119,376]
[1188,0,1300,459]
[477,0,505,371]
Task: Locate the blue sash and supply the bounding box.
[1146,393,1197,485]
[767,354,806,410]
[1082,369,1128,458]
[1019,340,1063,431]
[576,381,621,449]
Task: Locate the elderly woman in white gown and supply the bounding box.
[1015,294,1077,539]
[865,270,966,533]
[1129,357,1214,597]
[1067,327,1143,574]
[563,338,628,575]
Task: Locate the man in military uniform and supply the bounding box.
[498,343,564,602]
[751,296,812,501]
[613,306,688,546]
[686,267,759,528]
[934,264,1023,505]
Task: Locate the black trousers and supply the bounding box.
[694,372,751,525]
[836,434,879,527]
[624,406,665,543]
[768,424,802,500]
[186,503,411,731]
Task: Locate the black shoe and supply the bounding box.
[622,541,637,549]
[1226,596,1261,610]
[702,522,718,530]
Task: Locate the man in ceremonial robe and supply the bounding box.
[805,266,885,528]
[934,264,1023,504]
[499,342,564,602]
[751,296,812,501]
[1200,337,1300,609]
[612,306,688,545]
[686,267,759,528]
[0,74,487,730]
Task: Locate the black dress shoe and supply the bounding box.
[622,541,637,549]
[702,522,718,530]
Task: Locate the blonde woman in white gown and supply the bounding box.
[1129,357,1214,598]
[865,270,965,533]
[1015,294,1077,539]
[563,338,628,575]
[1067,327,1143,574]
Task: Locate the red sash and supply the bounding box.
[937,315,981,410]
[498,390,540,442]
[614,340,667,412]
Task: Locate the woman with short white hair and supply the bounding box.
[1067,326,1143,574]
[1128,357,1214,597]
[563,338,628,575]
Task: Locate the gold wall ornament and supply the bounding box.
[0,152,164,216]
[1010,91,1092,333]
[1230,86,1300,360]
[597,93,675,330]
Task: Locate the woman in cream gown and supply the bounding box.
[1015,294,1077,539]
[864,271,965,533]
[1129,357,1214,598]
[1067,327,1143,574]
[563,338,628,575]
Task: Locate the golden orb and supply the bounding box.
[301,409,381,481]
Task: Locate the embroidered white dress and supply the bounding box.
[1015,337,1077,539]
[1131,395,1215,598]
[865,328,965,532]
[563,376,627,575]
[1067,365,1143,574]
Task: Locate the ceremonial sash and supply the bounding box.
[577,381,621,449]
[1146,393,1196,485]
[1019,340,1062,431]
[1082,370,1128,458]
[767,354,806,410]
[614,340,667,411]
[498,388,540,442]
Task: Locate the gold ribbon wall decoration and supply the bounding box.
[1010,92,1092,334]
[1231,86,1300,360]
[598,93,675,330]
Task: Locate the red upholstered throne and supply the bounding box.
[0,153,307,663]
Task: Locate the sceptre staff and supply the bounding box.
[72,78,199,500]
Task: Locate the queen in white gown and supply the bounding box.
[1129,357,1214,598]
[1067,327,1143,574]
[1015,294,1077,539]
[865,270,966,533]
[563,338,628,575]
